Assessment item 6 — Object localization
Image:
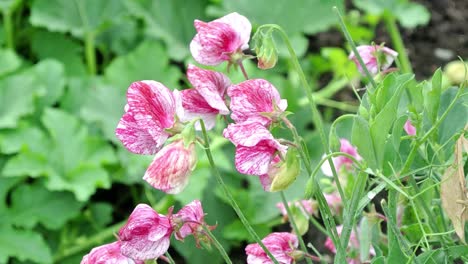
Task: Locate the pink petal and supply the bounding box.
[143,140,197,194]
[215,12,252,51]
[339,139,362,162]
[116,81,176,154]
[228,79,287,126]
[179,88,219,130]
[223,122,278,147]
[246,232,298,264]
[81,241,143,264]
[235,143,279,175]
[187,64,230,115]
[404,119,416,136]
[349,45,398,75]
[173,200,206,240]
[119,204,173,260]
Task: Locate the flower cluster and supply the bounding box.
[81,200,212,263]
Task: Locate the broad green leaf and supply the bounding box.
[89,202,113,227]
[9,183,83,229]
[216,0,344,36]
[0,49,21,76]
[28,59,66,109]
[125,0,209,61]
[2,149,49,178]
[114,147,153,184]
[0,225,52,264]
[30,0,125,38]
[0,0,21,13]
[31,30,86,77]
[0,177,20,211]
[96,17,140,56]
[437,87,467,146]
[0,121,49,154]
[104,41,181,90]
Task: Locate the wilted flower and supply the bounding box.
[223,121,287,175]
[349,44,398,75]
[190,12,251,66]
[228,79,287,126]
[116,81,179,155]
[177,64,231,130]
[172,200,215,246]
[321,139,362,177]
[119,204,173,261]
[143,139,197,194]
[245,232,299,264]
[404,119,416,136]
[81,241,143,264]
[253,29,278,69]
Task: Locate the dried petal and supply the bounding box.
[228,79,287,126]
[349,45,398,75]
[172,200,208,241]
[143,140,197,194]
[81,241,143,264]
[119,204,173,261]
[245,232,299,264]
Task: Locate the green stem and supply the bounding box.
[3,11,14,50]
[199,120,280,264]
[315,97,358,112]
[333,7,377,89]
[383,14,413,75]
[165,252,176,264]
[85,32,96,75]
[204,226,233,264]
[280,191,312,264]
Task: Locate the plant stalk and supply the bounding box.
[383,14,413,75]
[204,226,233,264]
[3,11,14,50]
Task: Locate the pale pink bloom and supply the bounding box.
[404,119,416,136]
[245,232,299,264]
[172,200,209,242]
[223,122,287,175]
[190,12,251,65]
[119,204,173,261]
[81,241,143,264]
[258,155,282,191]
[349,45,398,75]
[178,65,231,130]
[116,81,177,155]
[228,79,288,126]
[276,200,315,219]
[143,140,197,194]
[321,139,362,177]
[324,192,343,215]
[324,225,375,263]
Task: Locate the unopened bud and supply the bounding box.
[270,148,300,192]
[253,29,278,70]
[444,60,468,85]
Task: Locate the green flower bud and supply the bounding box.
[253,29,278,70]
[444,60,468,85]
[270,148,301,192]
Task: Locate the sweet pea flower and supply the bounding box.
[349,44,398,75]
[228,79,288,126]
[116,81,179,155]
[324,192,343,215]
[178,65,231,129]
[321,139,362,177]
[81,241,143,264]
[245,232,299,264]
[119,204,173,261]
[404,119,416,136]
[190,12,251,66]
[223,121,287,175]
[143,139,197,194]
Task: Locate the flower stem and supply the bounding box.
[280,191,312,264]
[333,7,377,90]
[3,11,14,50]
[383,14,413,75]
[85,32,97,75]
[199,120,280,264]
[238,60,249,80]
[203,226,233,264]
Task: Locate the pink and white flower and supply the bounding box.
[245,232,299,264]
[321,139,362,177]
[116,81,178,155]
[118,204,173,261]
[404,119,416,136]
[143,140,197,194]
[223,122,287,175]
[190,12,251,66]
[324,192,343,215]
[172,200,211,242]
[81,241,143,264]
[349,45,398,75]
[178,65,230,129]
[228,79,287,126]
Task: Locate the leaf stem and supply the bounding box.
[85,32,96,75]
[204,226,233,264]
[280,191,312,264]
[383,14,413,75]
[3,11,14,50]
[199,120,280,264]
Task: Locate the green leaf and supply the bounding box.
[352,116,377,170]
[29,59,66,109]
[89,202,113,227]
[30,0,125,38]
[216,0,344,36]
[394,2,430,28]
[0,0,22,13]
[104,41,181,90]
[2,149,49,178]
[0,121,49,154]
[0,177,20,211]
[31,30,86,77]
[9,182,83,229]
[437,87,467,146]
[114,147,153,184]
[125,0,209,61]
[0,225,52,264]
[424,68,442,124]
[0,49,21,76]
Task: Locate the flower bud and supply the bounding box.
[253,29,279,70]
[444,60,468,85]
[269,148,301,192]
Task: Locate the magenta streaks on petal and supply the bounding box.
[235,143,279,176]
[172,200,206,241]
[119,204,173,261]
[245,232,299,264]
[179,88,218,130]
[187,64,230,115]
[223,122,278,147]
[215,12,252,51]
[228,79,287,126]
[143,140,197,194]
[81,241,143,264]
